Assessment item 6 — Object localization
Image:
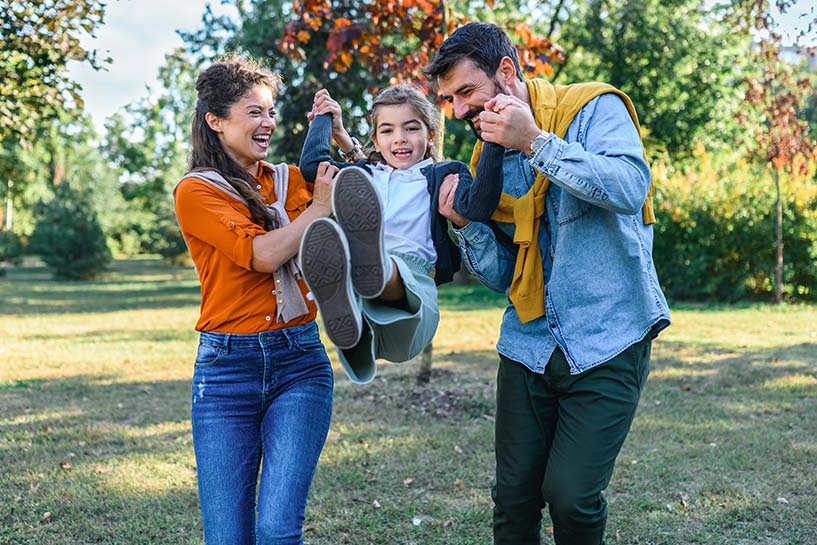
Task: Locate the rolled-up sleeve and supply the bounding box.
[174,178,267,270]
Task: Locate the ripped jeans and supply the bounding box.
[191,321,333,545]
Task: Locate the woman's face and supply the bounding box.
[212,85,277,173]
[372,103,433,170]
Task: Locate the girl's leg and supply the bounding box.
[191,334,263,545]
[376,258,406,303]
[256,325,334,545]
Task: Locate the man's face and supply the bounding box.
[438,58,509,139]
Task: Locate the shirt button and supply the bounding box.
[256,184,262,189]
[276,278,281,284]
[272,289,277,295]
[265,315,271,321]
[277,299,283,304]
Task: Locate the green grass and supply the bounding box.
[1,258,816,544]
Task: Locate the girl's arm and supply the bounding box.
[299,89,363,182]
[250,162,338,272]
[452,142,505,222]
[299,113,349,182]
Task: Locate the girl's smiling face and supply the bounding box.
[372,103,433,169]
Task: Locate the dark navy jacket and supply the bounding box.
[299,114,504,285]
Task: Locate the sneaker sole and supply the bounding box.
[299,218,361,349]
[332,167,388,298]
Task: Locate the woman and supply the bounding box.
[173,53,338,545]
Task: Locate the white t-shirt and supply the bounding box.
[369,159,436,266]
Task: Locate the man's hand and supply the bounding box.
[478,94,542,153]
[438,174,470,229]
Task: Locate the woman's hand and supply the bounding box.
[311,161,338,216]
[438,173,470,229]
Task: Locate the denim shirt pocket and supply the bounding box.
[555,189,592,226]
[195,338,223,367]
[504,152,536,198]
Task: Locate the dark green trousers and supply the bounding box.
[492,337,651,545]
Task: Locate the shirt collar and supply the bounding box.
[373,157,434,176]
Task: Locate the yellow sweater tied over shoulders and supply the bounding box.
[469,78,655,323]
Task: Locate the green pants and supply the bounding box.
[492,336,651,545]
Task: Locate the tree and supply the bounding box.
[0,0,108,140]
[180,1,564,161]
[554,0,749,155]
[29,182,112,280]
[0,0,110,232]
[278,0,564,161]
[740,1,817,303]
[102,48,199,259]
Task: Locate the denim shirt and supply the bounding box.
[454,93,671,375]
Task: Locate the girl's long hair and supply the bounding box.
[366,84,441,165]
[190,53,283,229]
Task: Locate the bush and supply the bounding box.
[0,230,24,265]
[144,200,189,264]
[652,145,817,301]
[29,183,112,280]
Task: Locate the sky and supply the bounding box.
[69,0,815,134]
[67,0,234,132]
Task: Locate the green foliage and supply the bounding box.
[555,0,749,155]
[102,48,197,259]
[29,183,112,279]
[0,229,23,264]
[653,146,817,301]
[0,0,109,140]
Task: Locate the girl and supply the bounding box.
[173,54,338,545]
[298,84,504,384]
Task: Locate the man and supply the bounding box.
[425,22,671,545]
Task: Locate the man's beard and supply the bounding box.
[464,79,511,141]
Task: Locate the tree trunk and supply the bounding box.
[435,0,449,160]
[3,180,12,231]
[416,342,433,385]
[419,0,445,386]
[774,168,783,304]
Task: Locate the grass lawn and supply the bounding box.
[1,257,816,544]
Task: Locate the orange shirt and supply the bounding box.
[174,163,318,333]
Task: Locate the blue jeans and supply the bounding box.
[191,321,333,545]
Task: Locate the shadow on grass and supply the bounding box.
[0,258,200,315]
[647,340,817,394]
[18,328,197,343]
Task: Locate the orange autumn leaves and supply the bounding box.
[279,0,564,106]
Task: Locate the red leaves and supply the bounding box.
[278,1,563,88]
[739,1,817,173]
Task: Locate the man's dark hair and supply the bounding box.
[423,22,524,82]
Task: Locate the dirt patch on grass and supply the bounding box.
[344,369,495,420]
